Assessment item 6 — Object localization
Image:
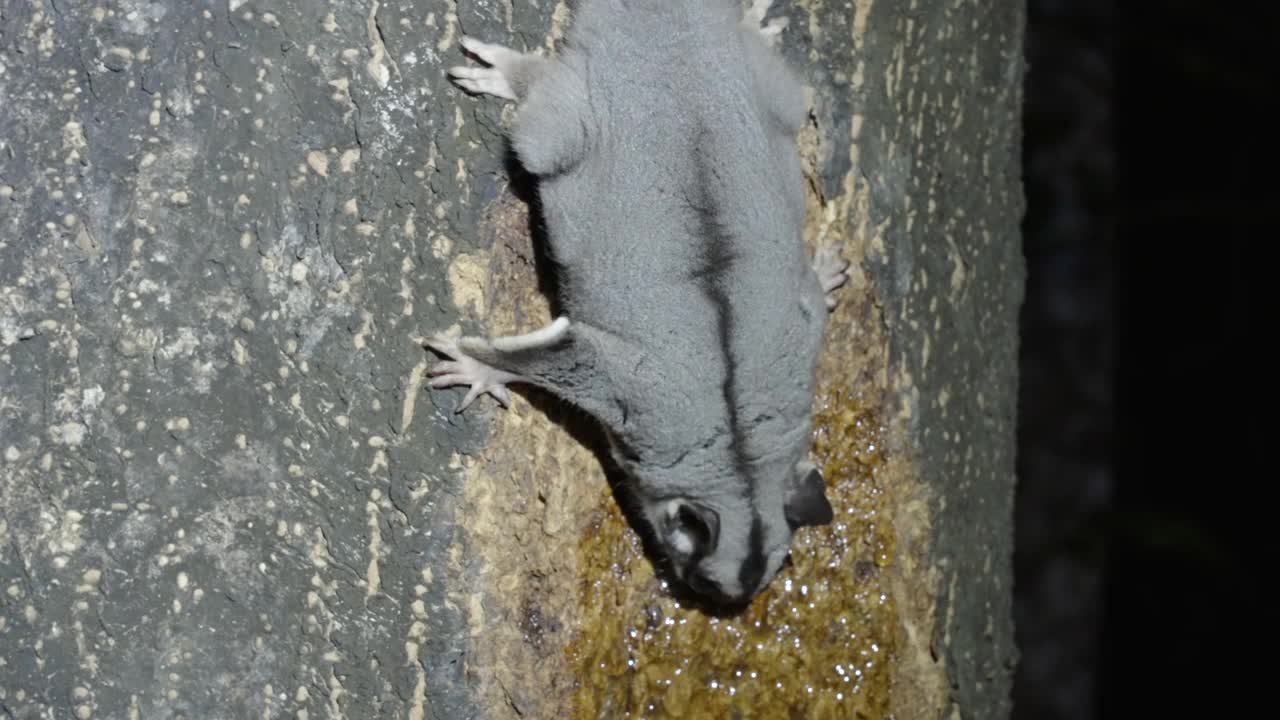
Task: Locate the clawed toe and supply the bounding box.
[427,373,465,388]
[424,334,458,358]
[448,36,519,100]
[459,36,518,66]
[813,244,850,310]
[427,360,460,375]
[447,67,515,100]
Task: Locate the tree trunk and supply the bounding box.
[0,1,1023,718]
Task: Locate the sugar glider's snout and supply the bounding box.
[652,463,835,605]
[651,497,745,604]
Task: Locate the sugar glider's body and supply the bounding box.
[433,0,847,604]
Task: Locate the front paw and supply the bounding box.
[447,37,522,100]
[424,334,518,412]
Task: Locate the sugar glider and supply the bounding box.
[430,0,849,605]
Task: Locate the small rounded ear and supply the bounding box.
[785,466,834,529]
[663,500,721,559]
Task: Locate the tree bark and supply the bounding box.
[0,1,1023,718]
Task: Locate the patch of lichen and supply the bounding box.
[567,390,896,719]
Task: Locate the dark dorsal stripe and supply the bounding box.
[688,137,750,482]
[738,514,767,595]
[688,134,767,596]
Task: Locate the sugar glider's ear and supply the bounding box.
[785,462,834,529]
[661,500,721,560]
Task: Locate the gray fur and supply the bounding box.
[432,0,845,604]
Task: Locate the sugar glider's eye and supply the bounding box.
[663,499,721,560]
[677,504,716,550]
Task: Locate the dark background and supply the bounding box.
[1014,2,1270,718]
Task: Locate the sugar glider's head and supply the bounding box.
[646,461,834,606]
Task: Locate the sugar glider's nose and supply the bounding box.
[686,568,758,607]
[686,567,717,597]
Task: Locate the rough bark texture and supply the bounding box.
[0,1,1023,718]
